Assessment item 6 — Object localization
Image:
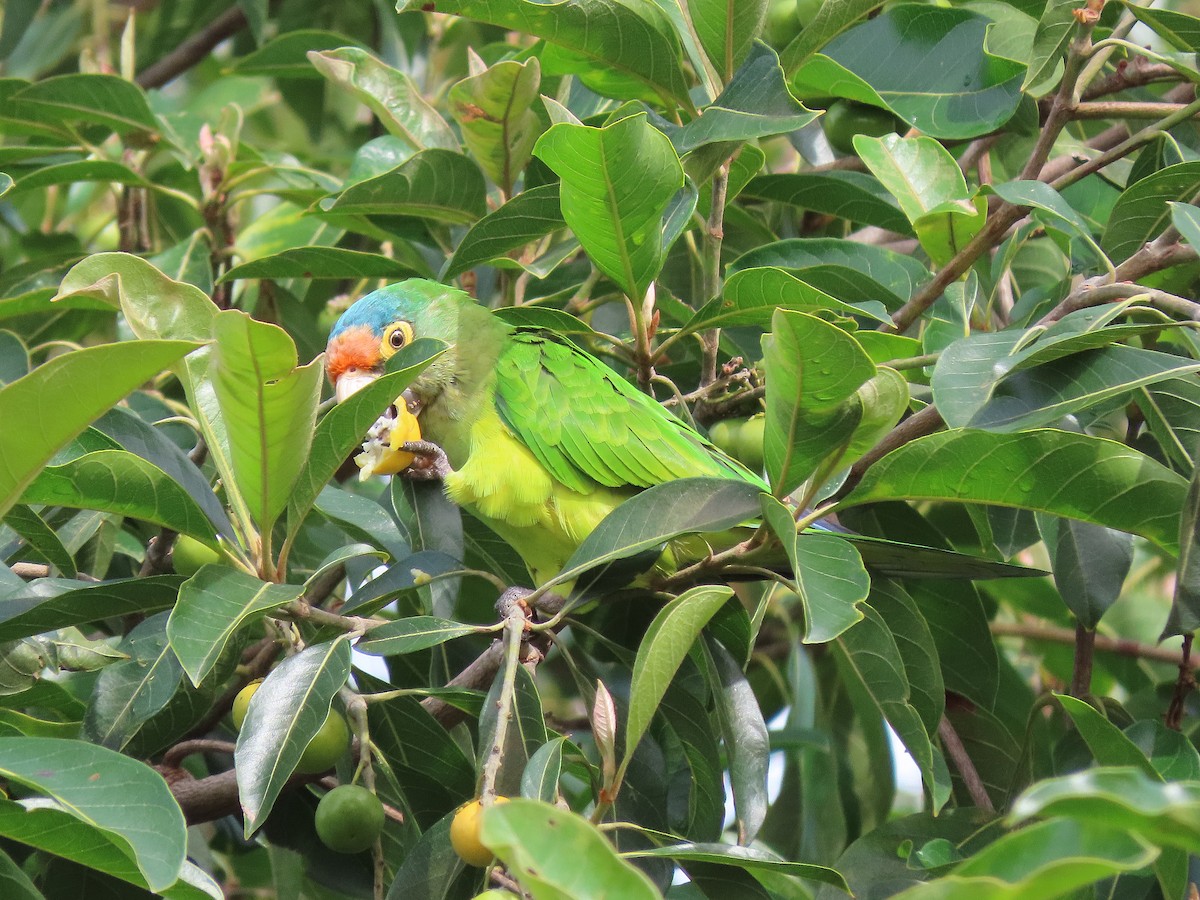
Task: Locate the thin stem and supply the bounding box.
[1070,623,1096,698]
[938,717,995,813]
[990,621,1200,667]
[136,6,249,88]
[480,606,527,800]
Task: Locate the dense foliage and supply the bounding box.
[4,0,1200,897]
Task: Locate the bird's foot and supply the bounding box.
[399,440,453,481]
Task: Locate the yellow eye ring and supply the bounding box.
[381,321,414,357]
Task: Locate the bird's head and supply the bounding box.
[325,278,493,410]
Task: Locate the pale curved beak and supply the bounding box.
[334,369,379,403]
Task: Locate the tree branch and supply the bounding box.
[136,6,248,89]
[938,716,994,813]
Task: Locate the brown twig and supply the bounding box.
[938,716,994,813]
[135,6,249,89]
[837,404,945,498]
[991,621,1200,668]
[1070,624,1096,698]
[162,738,237,770]
[1167,634,1195,731]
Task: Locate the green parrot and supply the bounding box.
[325,279,1032,587]
[326,279,766,586]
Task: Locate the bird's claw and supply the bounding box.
[400,440,452,481]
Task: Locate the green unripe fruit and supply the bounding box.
[735,414,766,473]
[172,535,227,578]
[708,419,740,457]
[295,708,351,774]
[315,784,386,853]
[822,101,902,155]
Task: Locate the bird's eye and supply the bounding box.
[381,321,414,357]
[389,330,405,349]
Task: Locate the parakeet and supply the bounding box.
[326,279,765,586]
[326,279,1032,586]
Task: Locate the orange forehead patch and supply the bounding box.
[326,326,381,383]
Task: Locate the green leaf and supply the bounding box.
[444,184,566,278]
[547,478,764,590]
[235,638,351,835]
[231,29,365,77]
[11,74,158,136]
[868,580,944,735]
[1126,5,1200,53]
[762,309,876,498]
[789,6,1024,140]
[741,171,912,236]
[481,798,660,899]
[1165,452,1200,636]
[321,149,487,224]
[397,0,691,109]
[906,580,998,710]
[836,603,950,811]
[626,842,848,890]
[21,450,219,545]
[991,180,1109,267]
[219,246,417,282]
[285,339,445,536]
[893,819,1158,899]
[3,505,75,578]
[678,267,890,341]
[1037,516,1132,629]
[842,429,1189,554]
[778,0,886,72]
[0,577,179,642]
[167,568,303,687]
[674,43,817,152]
[1023,0,1076,92]
[308,47,457,150]
[762,495,868,642]
[0,737,186,890]
[855,134,984,266]
[688,0,767,81]
[708,638,769,845]
[11,160,150,193]
[82,613,182,751]
[449,57,542,193]
[534,114,683,300]
[0,340,199,521]
[1102,162,1200,262]
[358,617,478,656]
[625,584,734,765]
[212,310,322,534]
[1055,694,1158,778]
[521,736,568,803]
[1010,767,1200,853]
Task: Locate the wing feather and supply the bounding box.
[494,330,764,494]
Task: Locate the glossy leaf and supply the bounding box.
[481,799,660,899]
[308,47,457,150]
[843,429,1188,554]
[0,340,198,521]
[10,74,158,136]
[762,309,875,498]
[448,56,542,192]
[741,171,911,236]
[534,114,684,301]
[1102,162,1200,261]
[235,638,351,835]
[625,585,734,766]
[1037,516,1132,629]
[762,495,868,642]
[22,450,219,546]
[321,149,486,224]
[212,310,322,533]
[626,842,848,889]
[708,638,769,845]
[168,568,302,687]
[396,0,691,108]
[688,0,767,81]
[219,246,417,282]
[0,577,179,642]
[358,617,478,656]
[0,737,186,890]
[790,6,1024,139]
[444,184,566,278]
[547,478,763,589]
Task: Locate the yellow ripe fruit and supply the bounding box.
[315,784,386,853]
[450,797,508,867]
[231,679,263,730]
[356,405,422,478]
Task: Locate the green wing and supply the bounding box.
[494,330,764,494]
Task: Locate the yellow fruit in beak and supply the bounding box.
[355,405,422,479]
